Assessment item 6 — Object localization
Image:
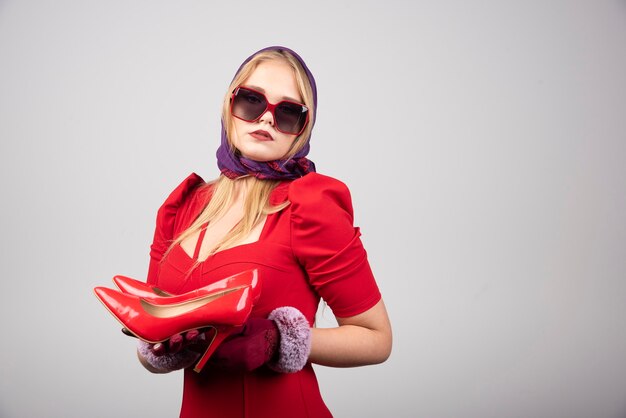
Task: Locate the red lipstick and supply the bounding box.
[250,130,274,141]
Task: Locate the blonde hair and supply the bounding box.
[222,49,315,159]
[166,49,315,266]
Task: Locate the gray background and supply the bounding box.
[1,1,625,417]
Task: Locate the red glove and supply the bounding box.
[209,306,312,373]
[150,329,206,356]
[209,318,280,371]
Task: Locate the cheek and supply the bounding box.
[275,134,296,153]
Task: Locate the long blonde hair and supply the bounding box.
[167,49,315,261]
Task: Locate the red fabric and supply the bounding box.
[147,172,381,418]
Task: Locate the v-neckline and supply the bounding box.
[179,214,271,264]
[175,239,260,264]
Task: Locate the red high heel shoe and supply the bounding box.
[94,284,254,373]
[112,269,260,303]
[112,276,172,298]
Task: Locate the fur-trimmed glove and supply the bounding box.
[210,306,312,373]
[136,330,206,373]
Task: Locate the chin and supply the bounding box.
[238,146,287,162]
[239,152,274,162]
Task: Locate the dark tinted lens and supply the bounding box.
[232,89,267,121]
[275,102,308,134]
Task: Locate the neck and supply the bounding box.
[230,176,251,204]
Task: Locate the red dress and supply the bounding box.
[147,172,381,418]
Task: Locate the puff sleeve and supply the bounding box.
[147,173,206,285]
[289,173,381,318]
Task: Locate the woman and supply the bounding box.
[137,46,392,418]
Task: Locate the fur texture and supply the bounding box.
[137,340,201,373]
[267,306,312,373]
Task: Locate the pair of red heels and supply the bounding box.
[94,269,260,373]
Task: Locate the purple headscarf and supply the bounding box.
[216,46,317,180]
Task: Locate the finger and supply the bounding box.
[168,333,183,354]
[187,329,212,354]
[185,329,200,344]
[151,342,166,357]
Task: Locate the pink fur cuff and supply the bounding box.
[267,306,312,373]
[137,340,200,373]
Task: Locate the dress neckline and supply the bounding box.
[177,213,273,264]
[174,238,261,264]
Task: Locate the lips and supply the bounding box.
[250,130,274,141]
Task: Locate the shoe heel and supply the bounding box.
[193,326,238,373]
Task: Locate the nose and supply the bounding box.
[258,109,274,126]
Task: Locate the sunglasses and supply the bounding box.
[230,86,309,136]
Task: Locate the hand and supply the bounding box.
[150,329,207,356]
[209,318,279,372]
[136,330,210,373]
[209,307,312,373]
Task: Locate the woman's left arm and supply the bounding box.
[308,299,392,367]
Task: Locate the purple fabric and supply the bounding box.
[216,46,317,180]
[267,306,312,373]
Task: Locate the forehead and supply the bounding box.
[242,60,302,103]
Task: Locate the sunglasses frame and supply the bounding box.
[230,86,309,136]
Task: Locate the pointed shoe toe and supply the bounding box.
[93,285,254,344]
[112,275,173,298]
[111,269,261,303]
